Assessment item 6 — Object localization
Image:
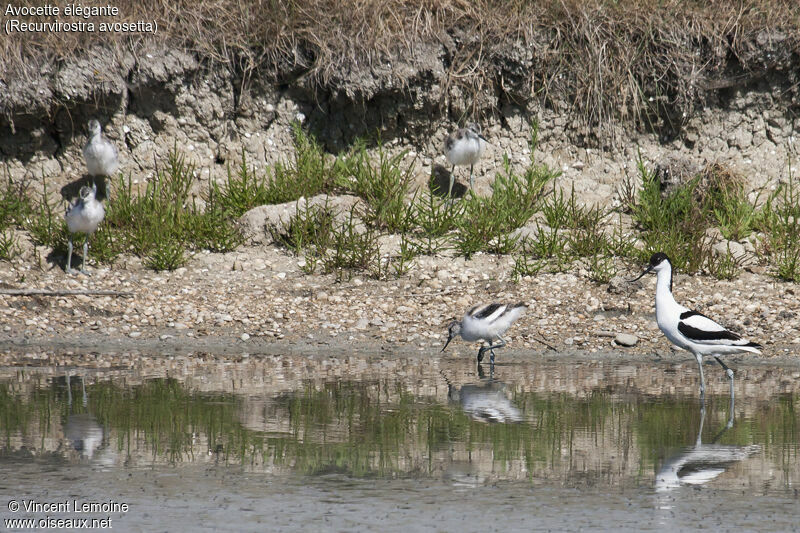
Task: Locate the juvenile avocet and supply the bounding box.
[442,302,527,364]
[444,123,486,197]
[65,182,105,275]
[630,252,761,400]
[83,119,119,177]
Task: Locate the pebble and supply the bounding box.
[240,333,250,341]
[614,333,639,347]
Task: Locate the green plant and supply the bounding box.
[586,253,616,283]
[336,141,415,233]
[145,237,187,271]
[511,249,547,280]
[626,155,711,272]
[272,201,335,257]
[700,164,759,241]
[319,209,381,281]
[455,153,556,258]
[407,187,465,255]
[211,149,272,217]
[94,147,241,268]
[0,230,19,260]
[706,246,741,281]
[0,177,31,231]
[265,124,337,204]
[756,170,800,282]
[25,178,68,253]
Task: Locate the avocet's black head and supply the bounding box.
[628,252,672,283]
[441,320,462,352]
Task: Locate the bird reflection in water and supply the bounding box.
[63,373,106,461]
[445,368,523,424]
[655,397,759,492]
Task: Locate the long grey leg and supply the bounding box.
[448,166,455,197]
[66,373,72,406]
[714,356,735,402]
[695,403,706,447]
[484,335,508,364]
[695,352,706,403]
[66,236,74,274]
[81,375,87,407]
[469,164,474,192]
[81,239,89,274]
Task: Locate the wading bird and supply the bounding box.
[442,302,527,364]
[629,252,761,401]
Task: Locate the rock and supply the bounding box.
[607,275,635,294]
[237,194,364,245]
[355,318,370,330]
[240,333,250,341]
[712,239,745,256]
[614,333,639,347]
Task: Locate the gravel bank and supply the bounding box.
[1,244,798,367]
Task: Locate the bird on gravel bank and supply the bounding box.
[443,123,486,198]
[65,182,105,275]
[629,252,761,401]
[442,302,527,365]
[83,119,118,177]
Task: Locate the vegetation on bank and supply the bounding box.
[3,2,799,137]
[1,122,799,283]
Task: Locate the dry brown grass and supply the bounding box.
[2,0,799,132]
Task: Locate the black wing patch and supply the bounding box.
[679,310,710,321]
[678,322,741,342]
[472,303,504,320]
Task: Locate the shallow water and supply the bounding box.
[0,352,798,531]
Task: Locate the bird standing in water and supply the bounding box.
[629,252,761,401]
[442,302,527,364]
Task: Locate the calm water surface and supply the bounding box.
[0,352,798,531]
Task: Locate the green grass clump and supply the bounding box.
[263,124,337,204]
[626,157,711,272]
[213,124,337,217]
[0,177,33,260]
[756,173,800,282]
[96,148,242,270]
[406,185,465,255]
[456,153,556,258]
[335,141,415,233]
[272,203,387,281]
[272,201,336,259]
[25,178,69,253]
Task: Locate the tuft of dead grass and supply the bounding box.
[2,1,800,135]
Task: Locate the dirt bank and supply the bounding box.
[2,2,800,208]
